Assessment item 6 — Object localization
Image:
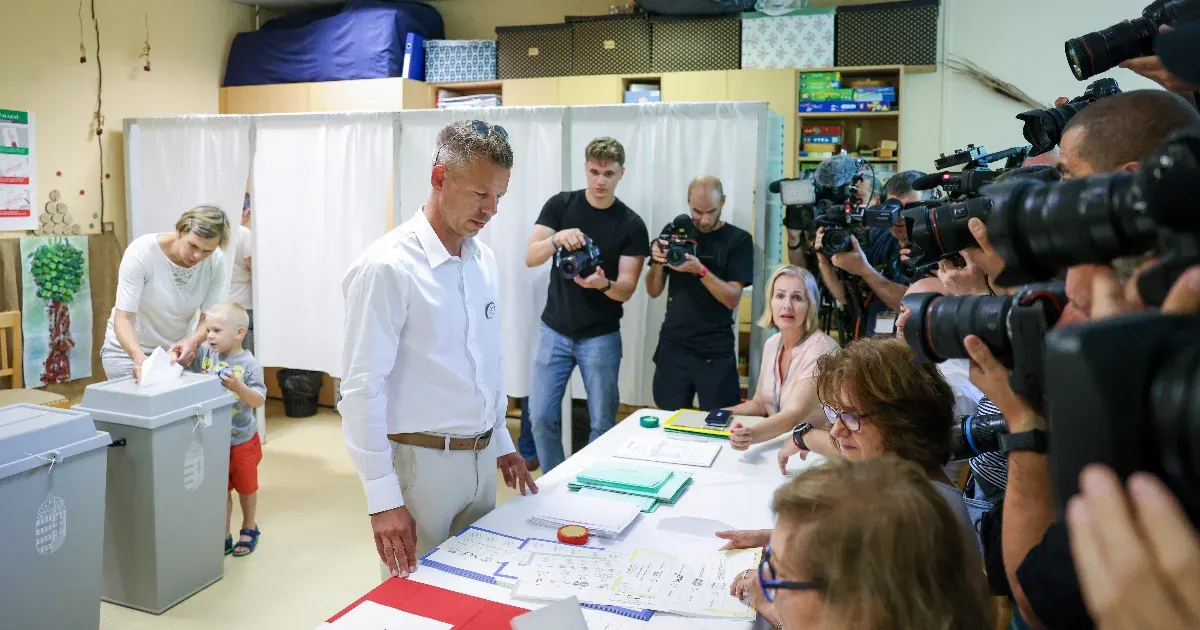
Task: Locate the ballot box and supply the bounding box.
[76,373,236,614]
[0,403,113,629]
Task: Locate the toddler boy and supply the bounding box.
[191,303,267,557]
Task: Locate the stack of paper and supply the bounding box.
[568,460,693,512]
[528,493,641,539]
[612,437,722,467]
[438,94,502,109]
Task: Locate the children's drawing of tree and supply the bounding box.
[28,238,85,385]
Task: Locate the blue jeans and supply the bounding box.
[517,397,538,462]
[528,324,622,473]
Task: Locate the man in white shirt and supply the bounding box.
[339,120,537,581]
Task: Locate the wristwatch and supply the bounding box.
[1000,429,1049,454]
[600,279,613,292]
[791,422,814,451]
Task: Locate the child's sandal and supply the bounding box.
[232,526,260,557]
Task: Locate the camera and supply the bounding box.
[655,214,699,267]
[980,125,1200,305]
[901,196,993,267]
[1017,78,1121,157]
[950,413,1008,461]
[555,236,603,279]
[915,145,1031,201]
[901,281,1068,410]
[1045,312,1200,524]
[1065,0,1200,81]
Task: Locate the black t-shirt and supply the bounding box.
[659,223,754,357]
[1016,522,1093,630]
[537,190,650,339]
[841,227,903,339]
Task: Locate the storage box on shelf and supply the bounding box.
[495,23,574,80]
[835,0,938,68]
[741,8,835,70]
[424,39,498,84]
[650,14,741,73]
[567,13,652,76]
[796,67,903,174]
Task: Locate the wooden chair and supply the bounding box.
[0,310,22,389]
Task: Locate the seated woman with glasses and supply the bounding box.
[724,264,840,456]
[730,456,993,629]
[717,336,978,555]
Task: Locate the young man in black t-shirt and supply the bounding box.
[646,176,754,411]
[522,137,650,473]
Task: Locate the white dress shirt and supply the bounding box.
[339,209,516,515]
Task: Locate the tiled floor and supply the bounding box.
[98,399,539,630]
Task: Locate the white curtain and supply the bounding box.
[393,107,566,397]
[126,117,252,267]
[251,113,393,377]
[567,103,763,406]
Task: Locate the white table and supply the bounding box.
[394,408,824,629]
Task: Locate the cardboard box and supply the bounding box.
[803,143,839,153]
[801,88,855,102]
[799,101,896,113]
[624,90,662,103]
[853,87,896,102]
[800,71,842,82]
[802,134,841,144]
[802,125,843,136]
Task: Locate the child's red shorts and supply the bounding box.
[229,433,262,494]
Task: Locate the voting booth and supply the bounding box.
[0,403,112,630]
[76,373,236,614]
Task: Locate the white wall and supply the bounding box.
[901,0,1159,174]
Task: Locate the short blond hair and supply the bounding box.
[773,456,993,630]
[207,303,249,330]
[757,264,820,333]
[585,137,625,166]
[176,205,231,248]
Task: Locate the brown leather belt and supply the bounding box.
[387,430,493,452]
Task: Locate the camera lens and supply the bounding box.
[1151,339,1200,496]
[667,246,685,267]
[559,257,579,278]
[905,197,992,260]
[983,175,1157,287]
[1064,17,1156,81]
[822,229,852,255]
[901,293,1013,365]
[950,413,1008,461]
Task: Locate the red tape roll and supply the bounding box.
[557,524,590,545]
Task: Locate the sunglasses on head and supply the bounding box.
[435,120,508,166]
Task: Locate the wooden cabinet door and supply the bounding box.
[502,78,560,106]
[661,71,728,103]
[557,75,623,106]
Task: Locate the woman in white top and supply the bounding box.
[725,264,840,455]
[100,206,230,382]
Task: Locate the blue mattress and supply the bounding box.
[224,0,444,87]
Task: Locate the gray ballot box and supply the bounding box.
[0,404,113,630]
[76,373,236,614]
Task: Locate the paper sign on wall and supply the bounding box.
[0,108,36,231]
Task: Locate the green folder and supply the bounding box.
[569,470,693,505]
[575,461,674,493]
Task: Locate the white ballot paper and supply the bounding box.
[138,346,183,389]
[611,548,760,619]
[510,550,656,611]
[328,600,452,630]
[611,437,722,467]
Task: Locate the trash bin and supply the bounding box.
[75,373,236,614]
[0,403,113,630]
[278,368,323,418]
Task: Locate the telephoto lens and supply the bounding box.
[820,228,854,255]
[1064,0,1200,81]
[950,413,1008,461]
[1017,79,1121,157]
[903,197,993,261]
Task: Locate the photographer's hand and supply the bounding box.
[668,253,705,276]
[650,239,669,265]
[830,236,871,278]
[962,335,1038,430]
[1119,26,1200,94]
[965,218,1006,282]
[1068,466,1200,630]
[553,228,587,251]
[937,257,990,296]
[573,266,609,290]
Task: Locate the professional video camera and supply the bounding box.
[1046,312,1200,524]
[950,413,1008,461]
[901,281,1067,410]
[981,125,1200,306]
[1018,78,1122,157]
[555,236,602,280]
[912,144,1031,201]
[769,176,897,254]
[654,214,698,267]
[1065,0,1200,80]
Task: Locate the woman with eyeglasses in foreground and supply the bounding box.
[730,456,993,629]
[716,336,977,559]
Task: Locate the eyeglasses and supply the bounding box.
[823,405,864,432]
[758,544,821,603]
[435,120,509,166]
